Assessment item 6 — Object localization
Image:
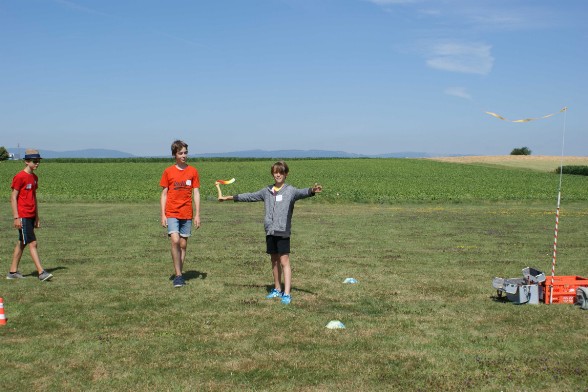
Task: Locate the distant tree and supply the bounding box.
[510,146,532,156]
[0,146,9,161]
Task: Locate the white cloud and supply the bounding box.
[445,87,472,100]
[425,41,494,75]
[460,6,556,31]
[367,0,555,31]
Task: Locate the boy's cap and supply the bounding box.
[24,149,43,160]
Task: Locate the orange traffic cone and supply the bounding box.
[0,297,6,326]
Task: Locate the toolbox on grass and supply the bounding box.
[492,267,545,305]
[541,275,588,304]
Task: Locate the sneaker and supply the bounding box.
[38,271,53,281]
[6,271,26,279]
[266,288,282,299]
[173,275,185,288]
[281,294,291,305]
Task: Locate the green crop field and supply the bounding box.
[1,157,587,203]
[1,158,587,391]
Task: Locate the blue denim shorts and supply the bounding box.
[167,218,192,238]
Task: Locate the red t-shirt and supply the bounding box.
[160,165,200,219]
[12,170,38,218]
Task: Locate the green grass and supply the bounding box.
[1,200,587,391]
[1,159,587,390]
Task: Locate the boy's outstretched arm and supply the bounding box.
[224,189,264,203]
[218,195,234,202]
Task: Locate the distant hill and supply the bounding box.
[196,149,363,158]
[195,149,436,159]
[8,148,135,159]
[374,152,436,158]
[6,147,442,159]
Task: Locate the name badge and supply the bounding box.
[276,195,283,202]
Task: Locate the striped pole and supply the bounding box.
[549,108,567,304]
[549,193,561,304]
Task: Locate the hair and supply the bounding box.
[271,161,289,175]
[171,140,188,156]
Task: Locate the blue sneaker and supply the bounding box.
[172,275,185,288]
[265,288,282,299]
[281,294,291,305]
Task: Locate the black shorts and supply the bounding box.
[266,235,290,255]
[18,218,36,245]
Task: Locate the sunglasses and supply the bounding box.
[31,160,41,164]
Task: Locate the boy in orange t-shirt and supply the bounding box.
[160,140,201,288]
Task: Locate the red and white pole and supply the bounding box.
[549,108,567,304]
[549,192,561,304]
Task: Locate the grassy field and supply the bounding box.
[1,158,587,391]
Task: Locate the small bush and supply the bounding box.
[511,146,532,155]
[0,146,9,161]
[555,165,588,176]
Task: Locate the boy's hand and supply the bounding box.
[312,183,323,193]
[215,179,235,201]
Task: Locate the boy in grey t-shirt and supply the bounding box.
[218,161,322,305]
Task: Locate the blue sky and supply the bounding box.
[1,0,586,157]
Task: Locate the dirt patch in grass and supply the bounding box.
[428,155,588,172]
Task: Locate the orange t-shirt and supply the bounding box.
[160,165,200,219]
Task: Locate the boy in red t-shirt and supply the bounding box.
[7,149,53,281]
[160,140,201,287]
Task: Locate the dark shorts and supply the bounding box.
[266,235,290,255]
[18,218,36,245]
